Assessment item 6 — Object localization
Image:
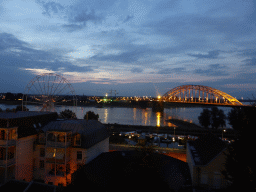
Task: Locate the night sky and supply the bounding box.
[0,0,256,98]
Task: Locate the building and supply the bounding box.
[186,133,229,190]
[34,119,109,186]
[0,111,58,184]
[0,111,110,187]
[65,150,192,192]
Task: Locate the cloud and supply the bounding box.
[188,50,221,59]
[194,64,229,76]
[67,8,102,24]
[0,32,94,74]
[243,58,256,67]
[65,65,94,72]
[123,15,134,23]
[36,0,104,32]
[36,0,64,17]
[130,67,143,73]
[157,67,186,74]
[0,33,29,51]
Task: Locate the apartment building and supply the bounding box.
[0,111,110,187]
[0,111,58,184]
[33,119,109,186]
[186,133,229,190]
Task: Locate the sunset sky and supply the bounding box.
[0,0,256,98]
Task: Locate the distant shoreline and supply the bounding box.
[0,99,252,109]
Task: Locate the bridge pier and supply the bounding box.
[152,101,164,112]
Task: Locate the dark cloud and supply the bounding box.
[0,33,28,51]
[152,0,180,13]
[36,0,104,32]
[157,67,186,74]
[62,24,84,32]
[237,49,256,58]
[188,50,221,59]
[123,15,134,23]
[194,64,229,76]
[65,65,94,72]
[36,0,64,17]
[144,11,256,49]
[243,58,256,67]
[130,67,143,73]
[0,32,92,73]
[67,8,102,24]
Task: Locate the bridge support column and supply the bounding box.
[152,101,164,112]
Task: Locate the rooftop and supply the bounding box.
[42,119,110,149]
[65,151,192,192]
[187,133,227,166]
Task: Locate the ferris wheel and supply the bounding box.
[22,73,77,112]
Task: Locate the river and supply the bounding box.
[1,103,250,128]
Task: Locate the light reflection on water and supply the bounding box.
[0,104,236,128]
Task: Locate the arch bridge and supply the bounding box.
[163,85,243,106]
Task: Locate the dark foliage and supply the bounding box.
[59,109,77,119]
[223,106,256,190]
[16,105,29,111]
[198,107,226,129]
[198,108,211,128]
[83,111,99,120]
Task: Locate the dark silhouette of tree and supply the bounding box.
[16,105,29,111]
[222,107,256,191]
[59,109,77,119]
[83,111,99,120]
[198,108,211,128]
[198,107,226,129]
[227,107,247,132]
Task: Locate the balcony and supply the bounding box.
[0,158,16,167]
[46,141,71,148]
[0,140,16,146]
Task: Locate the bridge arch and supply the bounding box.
[163,85,243,105]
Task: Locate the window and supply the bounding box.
[77,151,82,160]
[40,148,45,157]
[8,146,15,159]
[47,133,55,141]
[0,130,5,140]
[74,134,81,146]
[0,147,6,160]
[39,160,44,169]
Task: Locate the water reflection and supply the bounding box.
[0,104,234,128]
[103,108,108,123]
[156,112,161,127]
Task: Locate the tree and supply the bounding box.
[223,107,256,190]
[59,109,77,119]
[83,111,99,120]
[16,105,29,111]
[227,107,247,132]
[198,108,211,128]
[198,107,226,129]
